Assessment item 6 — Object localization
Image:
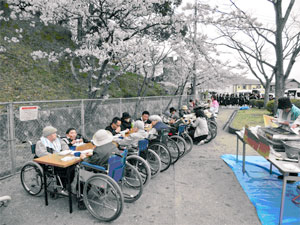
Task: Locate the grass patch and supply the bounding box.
[231,108,270,130]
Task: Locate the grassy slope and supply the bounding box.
[0,19,165,102]
[231,108,270,130]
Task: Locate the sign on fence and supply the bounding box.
[19,106,39,121]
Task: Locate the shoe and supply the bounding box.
[78,199,87,210]
[57,189,69,196]
[197,140,205,146]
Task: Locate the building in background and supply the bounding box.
[270,79,300,92]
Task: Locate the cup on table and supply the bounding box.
[69,146,76,151]
[74,152,81,157]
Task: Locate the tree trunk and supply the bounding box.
[263,81,270,108]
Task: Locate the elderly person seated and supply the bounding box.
[105,117,122,136]
[148,115,169,140]
[35,126,71,196]
[115,121,148,148]
[62,128,89,149]
[80,129,120,168]
[36,126,70,157]
[179,105,190,117]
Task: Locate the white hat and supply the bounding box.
[134,120,144,130]
[182,105,188,110]
[149,115,162,122]
[92,129,113,146]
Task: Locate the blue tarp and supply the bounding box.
[222,154,300,225]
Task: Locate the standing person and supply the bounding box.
[62,128,89,148]
[210,95,219,116]
[276,97,300,128]
[105,117,122,135]
[121,112,132,131]
[188,99,194,112]
[190,109,209,145]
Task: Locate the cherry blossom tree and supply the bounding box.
[211,0,300,106]
[2,0,182,99]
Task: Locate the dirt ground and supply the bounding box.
[0,108,262,225]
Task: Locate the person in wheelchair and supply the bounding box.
[148,115,169,140]
[36,126,70,157]
[61,128,89,149]
[80,129,120,168]
[35,126,72,195]
[114,120,148,149]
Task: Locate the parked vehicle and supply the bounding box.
[285,88,300,99]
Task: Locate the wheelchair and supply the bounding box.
[79,149,143,205]
[20,141,142,221]
[148,128,180,172]
[126,139,162,184]
[20,141,68,198]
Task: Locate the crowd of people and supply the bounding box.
[31,93,300,211]
[214,93,260,107]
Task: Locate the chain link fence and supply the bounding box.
[0,95,195,179]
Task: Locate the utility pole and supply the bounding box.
[191,0,198,99]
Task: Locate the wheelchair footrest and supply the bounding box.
[81,162,106,171]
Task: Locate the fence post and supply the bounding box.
[160,97,163,115]
[7,103,16,175]
[81,100,85,137]
[119,98,122,117]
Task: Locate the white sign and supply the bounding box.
[20,106,39,121]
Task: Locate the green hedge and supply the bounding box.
[266,99,300,113]
[255,100,264,109]
[249,99,256,108]
[249,99,264,108]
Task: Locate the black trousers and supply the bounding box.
[193,135,208,144]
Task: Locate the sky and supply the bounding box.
[181,0,300,82]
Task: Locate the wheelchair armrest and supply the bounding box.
[81,161,106,172]
[113,152,123,158]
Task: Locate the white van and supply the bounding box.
[285,88,300,99]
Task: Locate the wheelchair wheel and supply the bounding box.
[126,155,151,187]
[120,162,143,203]
[147,149,161,178]
[20,161,44,196]
[148,143,171,172]
[83,174,124,222]
[210,121,218,139]
[169,135,186,158]
[181,133,193,154]
[205,121,217,143]
[166,138,180,164]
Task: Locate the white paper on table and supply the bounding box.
[58,150,72,156]
[73,142,85,147]
[61,156,76,161]
[290,126,300,135]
